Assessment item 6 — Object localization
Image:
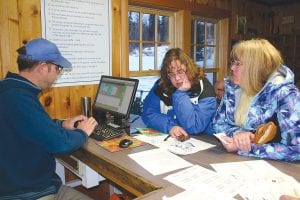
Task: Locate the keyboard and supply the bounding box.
[90,123,125,141]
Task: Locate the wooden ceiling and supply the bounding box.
[254,0,299,6]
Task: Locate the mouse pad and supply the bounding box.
[96,135,145,152]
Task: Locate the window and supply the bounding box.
[128,7,174,77]
[128,7,175,114]
[191,17,219,84]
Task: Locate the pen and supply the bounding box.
[164,134,171,141]
[188,142,195,147]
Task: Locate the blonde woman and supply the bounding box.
[213,38,300,161]
[142,48,216,140]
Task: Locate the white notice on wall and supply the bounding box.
[41,0,111,87]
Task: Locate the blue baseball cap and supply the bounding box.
[18,38,72,68]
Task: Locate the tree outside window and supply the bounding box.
[128,8,174,114]
[128,8,174,75]
[191,17,219,84]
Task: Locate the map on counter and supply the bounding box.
[133,130,215,155]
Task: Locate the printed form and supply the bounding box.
[128,148,193,176]
[211,160,300,200]
[163,165,241,199]
[133,134,215,155]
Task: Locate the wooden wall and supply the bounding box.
[1,0,299,119]
[0,0,128,119]
[271,3,300,35]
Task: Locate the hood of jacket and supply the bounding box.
[224,65,294,94]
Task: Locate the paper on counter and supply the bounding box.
[134,134,215,155]
[164,165,241,197]
[211,160,300,200]
[238,177,300,200]
[211,160,287,180]
[128,148,193,176]
[213,132,229,145]
[162,187,236,200]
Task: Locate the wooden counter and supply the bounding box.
[63,134,300,199]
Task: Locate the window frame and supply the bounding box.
[191,16,220,83]
[128,6,175,77]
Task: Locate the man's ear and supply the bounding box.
[35,62,47,74]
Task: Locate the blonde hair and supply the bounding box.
[231,38,283,95]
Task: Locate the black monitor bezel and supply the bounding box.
[92,75,139,120]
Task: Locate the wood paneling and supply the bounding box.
[0,0,107,119]
[271,3,300,35]
[2,0,298,118]
[112,0,129,77]
[129,0,230,19]
[18,0,41,41]
[218,18,230,80]
[0,0,19,76]
[175,10,191,53]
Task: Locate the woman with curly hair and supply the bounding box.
[142,48,216,141]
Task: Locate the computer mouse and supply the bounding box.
[119,139,133,148]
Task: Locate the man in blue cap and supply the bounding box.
[0,38,97,199]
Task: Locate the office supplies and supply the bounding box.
[90,76,139,140]
[211,160,300,200]
[90,123,125,141]
[213,132,229,145]
[81,96,91,117]
[128,148,193,175]
[164,135,171,141]
[119,139,133,148]
[136,128,162,136]
[63,134,300,199]
[74,120,82,128]
[134,134,215,155]
[96,135,145,152]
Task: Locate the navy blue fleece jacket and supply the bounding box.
[0,72,88,197]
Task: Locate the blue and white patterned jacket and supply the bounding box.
[213,65,300,161]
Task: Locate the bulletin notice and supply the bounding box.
[41,0,111,87]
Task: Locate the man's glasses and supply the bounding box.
[47,62,63,72]
[167,69,186,79]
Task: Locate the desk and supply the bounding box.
[61,134,300,199]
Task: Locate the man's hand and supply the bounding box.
[169,126,189,141]
[62,115,98,136]
[76,117,98,136]
[62,115,87,130]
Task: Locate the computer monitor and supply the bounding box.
[92,75,139,126]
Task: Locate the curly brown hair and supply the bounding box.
[159,48,204,96]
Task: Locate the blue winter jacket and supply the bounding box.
[213,65,300,161]
[142,78,216,134]
[0,72,88,198]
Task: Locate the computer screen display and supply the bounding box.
[93,76,139,122]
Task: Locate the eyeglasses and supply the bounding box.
[230,60,242,67]
[167,69,186,79]
[47,62,63,72]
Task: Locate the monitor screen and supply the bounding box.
[93,76,139,123]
